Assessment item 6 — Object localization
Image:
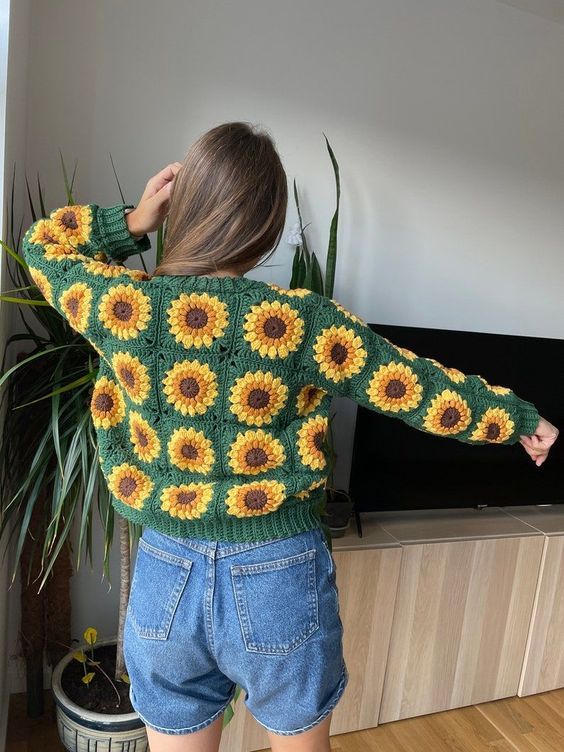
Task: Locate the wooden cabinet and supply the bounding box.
[376,509,544,722]
[504,507,564,697]
[326,540,402,734]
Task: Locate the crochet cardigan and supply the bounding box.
[22,203,541,542]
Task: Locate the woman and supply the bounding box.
[23,122,558,752]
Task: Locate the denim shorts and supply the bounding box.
[123,525,348,736]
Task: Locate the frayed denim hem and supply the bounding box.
[131,683,237,736]
[253,662,349,736]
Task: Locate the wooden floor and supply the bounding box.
[7,689,564,751]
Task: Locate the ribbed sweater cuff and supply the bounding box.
[515,404,541,440]
[94,204,151,261]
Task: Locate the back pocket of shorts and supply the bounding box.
[127,537,192,640]
[230,548,319,655]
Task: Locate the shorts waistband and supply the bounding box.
[142,527,319,560]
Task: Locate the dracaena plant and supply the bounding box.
[288,137,352,515]
[0,154,165,685]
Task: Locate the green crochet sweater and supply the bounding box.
[22,203,541,541]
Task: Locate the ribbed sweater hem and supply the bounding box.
[114,492,325,542]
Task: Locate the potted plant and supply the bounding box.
[287,137,355,538]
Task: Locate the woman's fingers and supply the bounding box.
[150,180,174,210]
[519,417,559,466]
[520,436,550,466]
[140,163,183,201]
[127,163,183,235]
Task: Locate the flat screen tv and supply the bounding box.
[349,324,564,511]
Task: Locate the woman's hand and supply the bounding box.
[125,162,183,236]
[520,417,559,467]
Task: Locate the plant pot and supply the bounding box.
[51,637,147,752]
[321,489,354,538]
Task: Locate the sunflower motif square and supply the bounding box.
[223,360,300,427]
[157,283,238,355]
[156,351,225,424]
[233,291,311,365]
[102,342,159,410]
[164,418,221,478]
[285,414,331,473]
[221,423,292,479]
[156,470,217,521]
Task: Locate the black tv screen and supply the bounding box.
[349,324,564,511]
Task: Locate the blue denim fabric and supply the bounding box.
[123,525,348,735]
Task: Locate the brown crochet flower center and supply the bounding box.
[67,297,79,317]
[94,393,114,412]
[244,489,268,509]
[486,423,501,440]
[330,343,347,365]
[385,379,407,399]
[61,211,78,230]
[441,407,461,428]
[185,307,208,329]
[313,431,325,451]
[177,491,197,505]
[120,367,136,388]
[113,301,133,321]
[180,377,200,398]
[248,388,270,409]
[135,427,149,447]
[119,476,137,497]
[245,447,268,467]
[181,443,198,459]
[263,316,287,339]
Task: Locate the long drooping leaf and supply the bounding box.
[0,344,76,390]
[14,371,95,408]
[0,239,28,270]
[12,465,51,586]
[39,486,80,590]
[0,295,49,306]
[76,435,99,566]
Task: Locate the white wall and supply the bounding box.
[11,0,564,658]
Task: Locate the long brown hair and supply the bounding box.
[153,122,288,277]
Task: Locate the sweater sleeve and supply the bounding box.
[303,294,541,445]
[22,203,152,350]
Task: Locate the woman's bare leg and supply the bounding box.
[266,712,332,752]
[145,714,223,752]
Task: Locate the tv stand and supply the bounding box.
[218,505,564,751]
